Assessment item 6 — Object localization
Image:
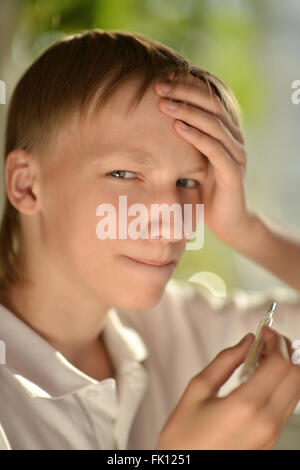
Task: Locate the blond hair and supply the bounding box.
[0,28,242,290]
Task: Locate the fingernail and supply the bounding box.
[239,333,253,345]
[179,121,189,130]
[262,325,274,338]
[165,100,177,110]
[157,82,172,93]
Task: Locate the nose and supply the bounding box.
[137,189,200,244]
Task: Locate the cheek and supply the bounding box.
[180,192,203,234]
[42,184,113,266]
[68,196,114,261]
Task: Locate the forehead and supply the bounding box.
[77,74,209,162]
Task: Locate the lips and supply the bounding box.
[125,256,174,267]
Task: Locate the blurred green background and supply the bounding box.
[1,0,299,296]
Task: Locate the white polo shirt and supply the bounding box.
[1,278,300,450]
[0,301,149,450]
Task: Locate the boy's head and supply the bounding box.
[0,29,242,310]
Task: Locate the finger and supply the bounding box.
[229,328,292,409]
[281,395,300,426]
[190,333,255,402]
[255,373,300,450]
[154,76,243,143]
[282,335,294,360]
[258,334,292,364]
[158,97,247,167]
[268,335,300,422]
[168,121,244,187]
[264,362,300,426]
[262,326,291,359]
[154,78,244,145]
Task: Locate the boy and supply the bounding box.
[0,29,300,450]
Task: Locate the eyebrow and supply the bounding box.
[121,148,158,168]
[94,147,207,172]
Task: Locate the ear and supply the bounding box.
[5,149,41,215]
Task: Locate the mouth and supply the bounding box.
[129,256,173,266]
[123,255,176,269]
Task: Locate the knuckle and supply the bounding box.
[187,373,211,395]
[188,374,200,387]
[186,374,197,390]
[213,117,224,133]
[237,129,245,144]
[207,138,222,155]
[216,346,233,359]
[216,347,227,358]
[228,394,260,421]
[240,148,247,161]
[237,396,260,419]
[188,373,204,389]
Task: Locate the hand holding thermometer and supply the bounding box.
[238,301,277,385]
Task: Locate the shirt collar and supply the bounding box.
[0,302,148,400]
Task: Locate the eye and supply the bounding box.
[106,172,200,187]
[107,170,137,179]
[176,178,200,188]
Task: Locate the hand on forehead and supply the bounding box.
[154,70,243,145]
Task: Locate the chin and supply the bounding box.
[115,283,167,311]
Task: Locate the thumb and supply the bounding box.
[194,333,255,401]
